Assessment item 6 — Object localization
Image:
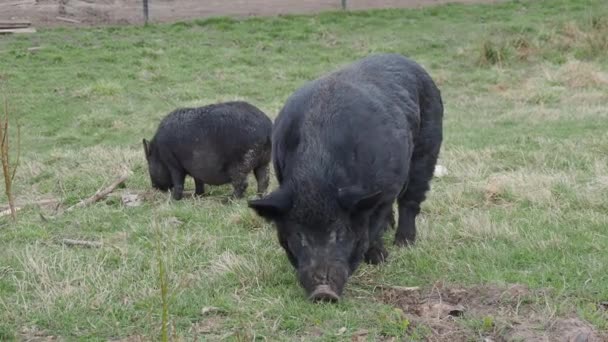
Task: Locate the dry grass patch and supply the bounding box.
[489,59,607,121]
[556,60,608,89]
[207,251,254,279]
[483,171,570,205]
[554,19,608,58]
[458,210,519,241]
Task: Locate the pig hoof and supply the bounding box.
[394,236,415,247]
[231,192,246,199]
[309,285,340,303]
[364,246,389,265]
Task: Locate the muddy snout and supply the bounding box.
[309,285,340,302]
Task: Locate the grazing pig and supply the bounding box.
[248,54,443,301]
[143,101,272,200]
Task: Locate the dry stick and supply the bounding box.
[10,121,19,182]
[376,284,420,292]
[0,21,32,29]
[65,170,130,212]
[0,206,21,217]
[2,198,58,209]
[0,28,37,34]
[0,199,60,217]
[55,16,81,24]
[61,239,102,248]
[0,1,36,8]
[0,94,17,221]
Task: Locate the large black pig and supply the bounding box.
[248,54,443,301]
[143,101,272,200]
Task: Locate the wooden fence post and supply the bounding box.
[143,0,149,24]
[341,0,347,10]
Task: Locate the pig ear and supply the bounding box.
[338,186,383,212]
[248,188,292,221]
[142,139,151,160]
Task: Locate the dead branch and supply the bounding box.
[0,28,37,34]
[27,46,44,53]
[0,199,60,217]
[11,123,19,181]
[0,1,35,8]
[0,20,32,28]
[0,206,21,217]
[375,285,420,292]
[55,16,81,24]
[0,93,18,221]
[0,198,59,209]
[65,169,130,212]
[61,239,102,248]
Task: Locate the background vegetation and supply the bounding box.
[0,0,607,340]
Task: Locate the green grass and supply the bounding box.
[1,0,608,340]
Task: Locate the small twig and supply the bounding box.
[61,239,102,248]
[0,93,17,221]
[0,1,35,8]
[0,28,37,34]
[0,199,61,217]
[10,122,19,181]
[0,20,32,28]
[27,46,44,52]
[376,284,420,292]
[0,206,21,217]
[0,198,59,210]
[65,169,130,212]
[55,16,81,24]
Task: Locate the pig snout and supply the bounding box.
[300,262,348,303]
[309,285,340,302]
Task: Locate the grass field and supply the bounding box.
[1,0,608,340]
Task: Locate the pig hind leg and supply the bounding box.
[228,165,249,199]
[229,148,263,199]
[253,164,270,197]
[194,179,205,197]
[395,129,441,246]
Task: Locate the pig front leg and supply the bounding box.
[169,167,186,200]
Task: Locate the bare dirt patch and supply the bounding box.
[19,326,61,342]
[189,307,228,339]
[378,283,607,341]
[2,0,504,28]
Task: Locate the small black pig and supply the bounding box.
[248,54,443,302]
[143,101,272,200]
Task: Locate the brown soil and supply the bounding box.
[377,283,607,342]
[2,0,504,28]
[19,326,61,342]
